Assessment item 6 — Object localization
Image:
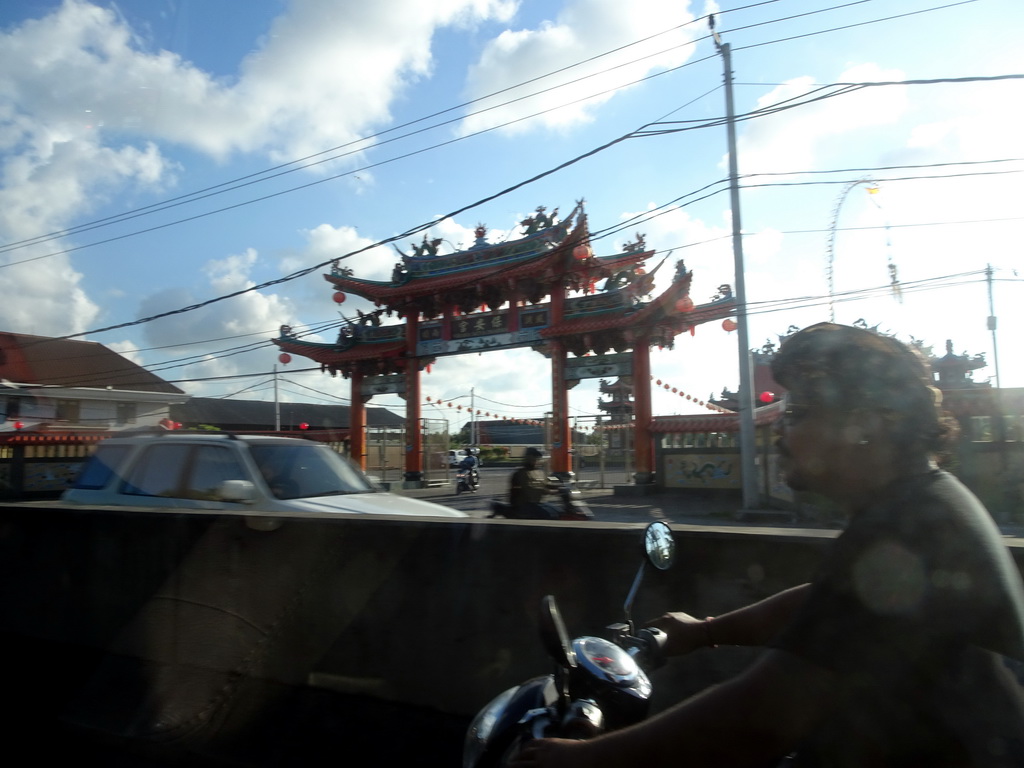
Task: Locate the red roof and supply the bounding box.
[0,332,184,394]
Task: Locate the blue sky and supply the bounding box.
[1,0,1022,431]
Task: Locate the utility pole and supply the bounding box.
[985,264,1002,390]
[711,15,759,510]
[273,364,281,431]
[470,387,476,446]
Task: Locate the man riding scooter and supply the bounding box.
[507,447,558,519]
[456,449,480,493]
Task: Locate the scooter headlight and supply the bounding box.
[462,686,518,768]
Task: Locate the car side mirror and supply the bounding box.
[218,479,256,503]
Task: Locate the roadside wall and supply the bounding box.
[2,505,1022,762]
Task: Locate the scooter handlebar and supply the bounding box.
[635,627,668,670]
[608,624,668,671]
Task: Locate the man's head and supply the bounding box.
[771,323,955,494]
[523,447,544,468]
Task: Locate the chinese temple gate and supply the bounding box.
[274,201,736,486]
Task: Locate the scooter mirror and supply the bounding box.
[539,594,577,669]
[644,521,675,571]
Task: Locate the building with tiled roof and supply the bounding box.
[0,332,188,433]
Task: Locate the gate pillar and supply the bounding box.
[404,314,423,485]
[549,340,572,477]
[349,369,367,470]
[633,341,655,484]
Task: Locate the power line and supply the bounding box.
[10,12,1012,349]
[3,1,793,257]
[54,72,1021,345]
[734,0,978,53]
[19,150,1021,382]
[1,2,987,266]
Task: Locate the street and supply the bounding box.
[397,465,762,525]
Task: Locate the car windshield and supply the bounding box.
[249,443,375,499]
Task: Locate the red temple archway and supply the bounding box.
[274,201,736,486]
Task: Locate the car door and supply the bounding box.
[119,443,249,510]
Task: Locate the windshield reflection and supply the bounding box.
[250,444,375,499]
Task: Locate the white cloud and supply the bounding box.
[0,0,522,341]
[737,63,909,175]
[0,258,100,337]
[139,248,295,355]
[0,0,519,166]
[459,0,699,135]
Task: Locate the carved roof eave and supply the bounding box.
[538,287,736,355]
[583,249,655,275]
[541,273,732,339]
[324,214,589,302]
[273,337,407,367]
[322,247,562,300]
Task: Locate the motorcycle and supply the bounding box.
[488,477,593,521]
[463,521,675,768]
[456,466,480,494]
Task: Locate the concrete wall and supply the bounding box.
[2,505,1022,765]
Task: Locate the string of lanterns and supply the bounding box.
[424,396,545,426]
[648,375,733,413]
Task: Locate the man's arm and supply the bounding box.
[646,583,810,655]
[509,647,835,768]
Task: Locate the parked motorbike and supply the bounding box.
[456,467,480,494]
[488,477,593,521]
[463,521,675,768]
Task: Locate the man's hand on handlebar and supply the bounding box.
[643,611,715,656]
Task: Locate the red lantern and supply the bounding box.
[760,391,775,403]
[299,422,309,430]
[674,296,694,313]
[278,352,291,365]
[332,291,346,304]
[13,420,24,430]
[722,318,738,332]
[573,243,592,260]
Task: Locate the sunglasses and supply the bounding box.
[781,398,814,427]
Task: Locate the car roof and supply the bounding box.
[95,431,318,447]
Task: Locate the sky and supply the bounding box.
[1,0,1022,434]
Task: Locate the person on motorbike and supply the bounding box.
[458,451,479,488]
[511,322,1024,767]
[509,447,556,519]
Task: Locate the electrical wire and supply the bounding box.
[19,149,1022,384]
[1,0,792,257]
[6,1,1007,376]
[1,2,987,267]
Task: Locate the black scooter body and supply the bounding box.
[489,481,593,521]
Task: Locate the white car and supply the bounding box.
[62,432,465,519]
[449,448,482,468]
